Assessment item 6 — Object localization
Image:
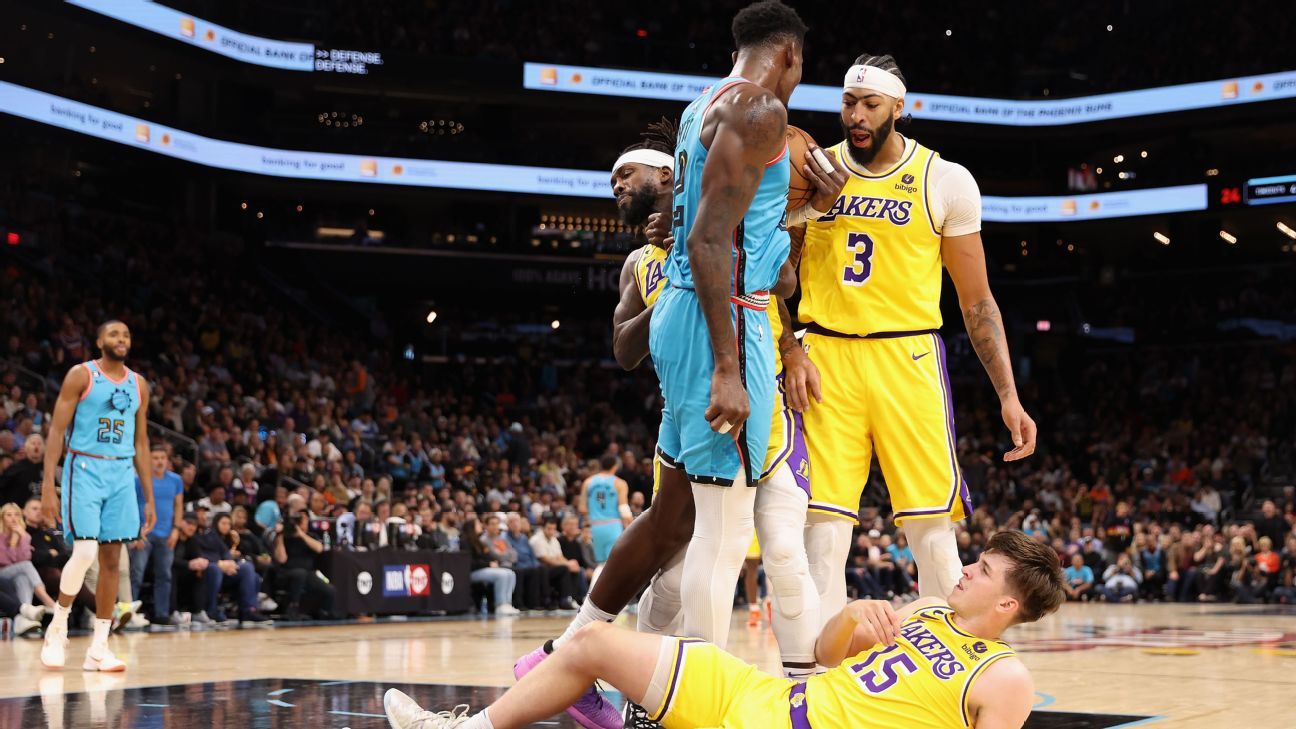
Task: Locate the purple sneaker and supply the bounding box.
[514,643,623,729]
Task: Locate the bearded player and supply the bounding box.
[787,54,1038,624]
[40,320,157,671]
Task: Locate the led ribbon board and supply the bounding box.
[0,81,1207,218]
[524,63,1296,126]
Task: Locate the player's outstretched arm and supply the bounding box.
[966,656,1034,728]
[943,231,1037,462]
[40,365,88,525]
[134,378,157,535]
[612,249,652,370]
[690,89,787,434]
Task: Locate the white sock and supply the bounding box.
[91,618,111,649]
[462,707,495,729]
[50,604,71,633]
[680,473,757,648]
[552,600,618,651]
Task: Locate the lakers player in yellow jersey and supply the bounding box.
[384,530,1065,729]
[789,54,1038,622]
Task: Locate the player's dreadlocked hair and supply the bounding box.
[620,116,679,156]
[853,52,913,125]
[732,0,808,51]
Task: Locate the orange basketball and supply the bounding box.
[785,125,818,209]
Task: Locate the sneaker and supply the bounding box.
[82,645,127,672]
[382,689,470,728]
[624,701,662,729]
[190,611,215,627]
[19,603,47,622]
[170,611,193,628]
[495,604,522,616]
[16,614,42,637]
[241,610,274,627]
[41,626,68,669]
[515,645,623,729]
[258,593,279,613]
[747,607,761,627]
[111,602,132,633]
[125,613,151,631]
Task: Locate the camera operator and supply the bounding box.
[271,509,336,620]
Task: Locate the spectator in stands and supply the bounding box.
[1255,500,1289,548]
[1099,553,1141,602]
[845,531,885,600]
[1135,533,1165,601]
[256,486,289,534]
[198,428,231,467]
[198,485,232,516]
[230,505,274,581]
[1273,534,1296,604]
[1166,531,1201,602]
[466,514,519,616]
[129,444,185,624]
[233,463,260,503]
[0,571,42,635]
[1196,533,1229,601]
[0,434,43,508]
[558,515,592,594]
[271,510,335,620]
[195,513,269,623]
[1064,553,1096,601]
[24,497,93,621]
[529,517,579,609]
[0,501,57,619]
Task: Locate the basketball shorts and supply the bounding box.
[650,285,775,486]
[61,454,140,543]
[646,637,795,729]
[590,522,623,563]
[800,331,969,526]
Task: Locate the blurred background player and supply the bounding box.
[578,454,632,589]
[39,320,157,671]
[796,54,1038,622]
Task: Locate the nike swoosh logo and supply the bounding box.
[912,352,931,361]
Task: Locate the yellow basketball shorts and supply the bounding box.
[649,638,795,729]
[800,331,969,526]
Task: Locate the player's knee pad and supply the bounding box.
[639,548,685,634]
[804,517,852,590]
[60,540,98,596]
[903,518,961,598]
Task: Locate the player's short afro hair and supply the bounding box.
[732,1,807,51]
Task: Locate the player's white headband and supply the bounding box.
[612,149,674,175]
[843,64,907,99]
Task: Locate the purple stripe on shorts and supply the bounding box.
[787,407,811,498]
[653,638,701,722]
[760,375,796,482]
[788,681,812,729]
[933,334,971,518]
[807,502,860,521]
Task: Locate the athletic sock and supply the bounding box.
[461,707,495,729]
[91,618,111,650]
[551,600,617,651]
[50,604,71,633]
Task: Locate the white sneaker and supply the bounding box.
[19,603,47,622]
[258,592,279,613]
[111,602,133,633]
[191,610,215,627]
[16,614,42,636]
[170,611,192,628]
[41,627,69,669]
[83,645,127,672]
[383,689,470,729]
[126,613,151,631]
[495,604,522,616]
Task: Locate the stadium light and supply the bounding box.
[1219,230,1237,244]
[550,320,561,330]
[1114,154,1125,164]
[426,310,437,324]
[1278,222,1296,240]
[1153,232,1170,245]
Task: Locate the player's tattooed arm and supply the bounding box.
[944,231,1037,460]
[612,248,652,370]
[963,298,1015,401]
[690,89,787,431]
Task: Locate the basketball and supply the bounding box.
[786,124,818,209]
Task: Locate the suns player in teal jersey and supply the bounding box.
[579,454,632,581]
[650,0,805,651]
[40,320,156,672]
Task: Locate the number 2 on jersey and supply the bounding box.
[842,232,875,286]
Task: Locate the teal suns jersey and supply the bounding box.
[666,77,791,295]
[68,361,141,458]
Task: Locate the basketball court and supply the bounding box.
[3,602,1293,727]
